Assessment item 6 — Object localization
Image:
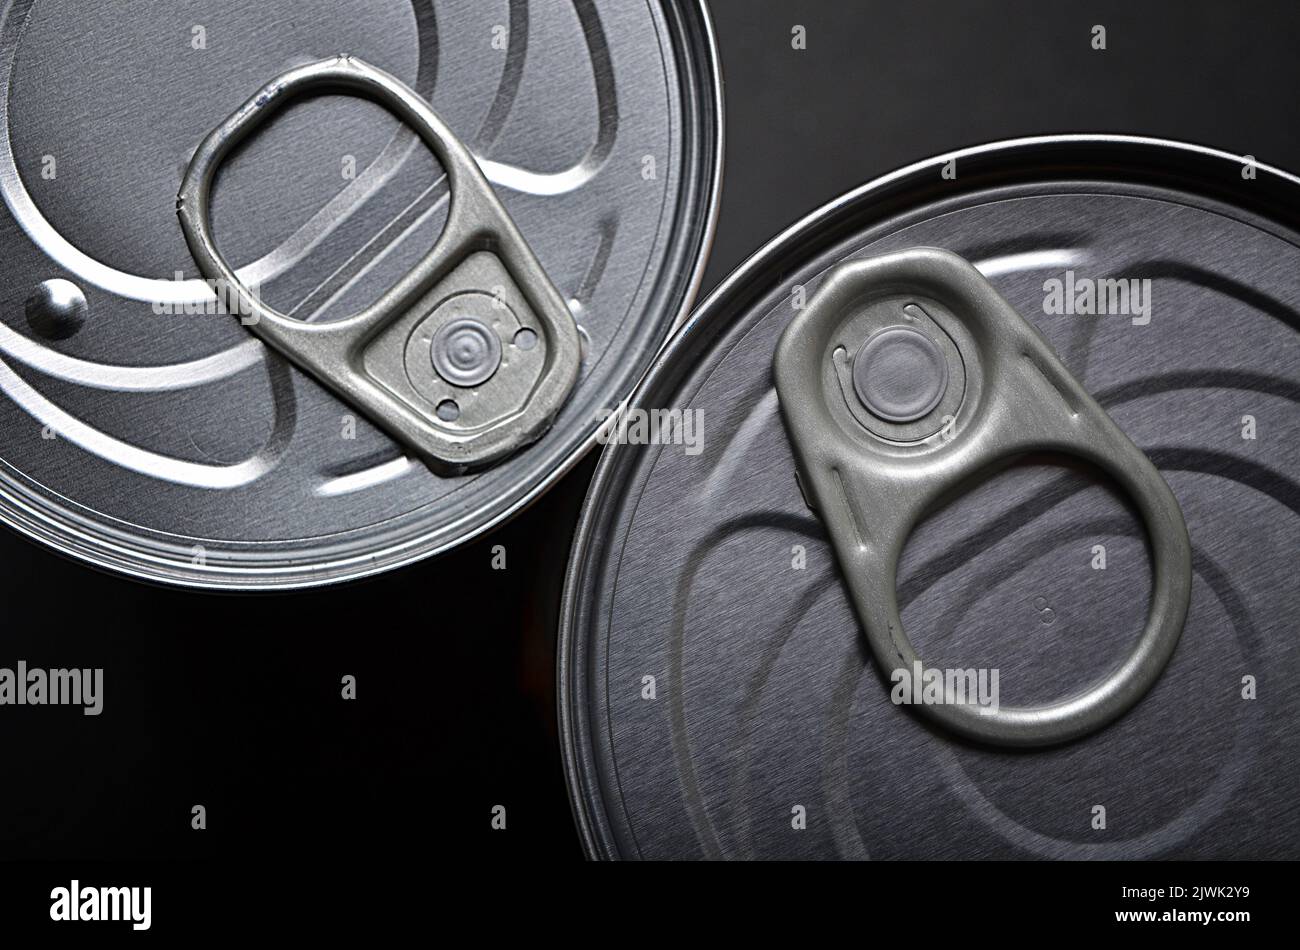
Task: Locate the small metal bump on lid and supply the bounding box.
[25,279,87,340]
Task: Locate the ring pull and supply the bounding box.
[774,247,1192,747]
[177,55,581,475]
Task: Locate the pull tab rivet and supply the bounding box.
[851,325,948,423]
[431,317,502,387]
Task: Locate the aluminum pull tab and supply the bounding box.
[773,247,1192,747]
[177,56,581,475]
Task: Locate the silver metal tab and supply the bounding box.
[177,55,582,475]
[773,247,1193,747]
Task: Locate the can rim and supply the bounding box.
[0,0,726,591]
[557,133,1300,859]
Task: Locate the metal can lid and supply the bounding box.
[560,137,1300,859]
[0,0,722,588]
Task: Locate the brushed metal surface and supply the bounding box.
[561,138,1300,859]
[0,0,722,587]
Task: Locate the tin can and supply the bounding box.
[560,136,1300,859]
[0,0,722,587]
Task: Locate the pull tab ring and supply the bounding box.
[774,247,1192,747]
[177,55,581,474]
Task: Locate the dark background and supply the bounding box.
[3,0,1299,862]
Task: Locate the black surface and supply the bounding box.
[3,0,1300,862]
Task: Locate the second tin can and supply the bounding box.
[560,136,1300,859]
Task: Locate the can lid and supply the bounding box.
[561,137,1300,859]
[0,0,722,587]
